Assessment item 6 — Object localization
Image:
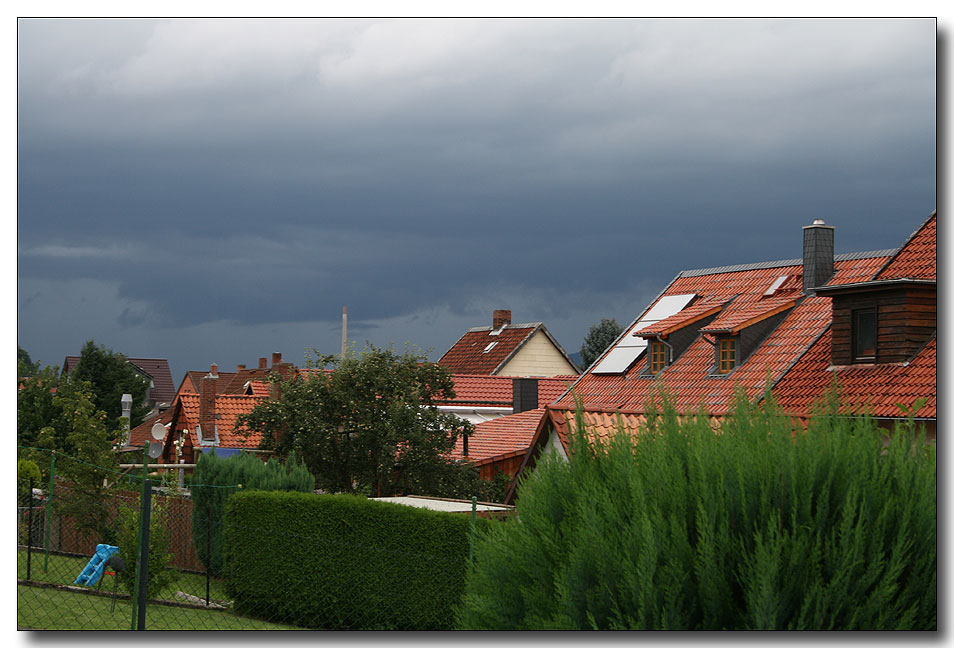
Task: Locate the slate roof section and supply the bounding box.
[774,332,936,419]
[874,211,937,281]
[447,408,549,465]
[438,322,579,375]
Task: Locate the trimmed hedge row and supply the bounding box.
[223,491,494,629]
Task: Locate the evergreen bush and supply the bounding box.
[115,497,178,599]
[456,388,936,630]
[223,490,495,629]
[191,450,314,576]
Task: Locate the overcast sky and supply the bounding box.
[16,17,937,381]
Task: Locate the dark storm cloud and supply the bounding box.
[17,18,936,373]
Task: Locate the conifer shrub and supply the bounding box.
[191,450,314,576]
[223,490,495,629]
[456,388,936,630]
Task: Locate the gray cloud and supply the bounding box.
[17,18,936,376]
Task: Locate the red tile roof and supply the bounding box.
[448,408,548,464]
[438,374,578,407]
[634,297,730,338]
[127,408,174,448]
[875,211,937,281]
[774,330,936,419]
[439,323,543,374]
[555,253,889,416]
[174,392,266,449]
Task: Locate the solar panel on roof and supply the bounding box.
[591,294,696,374]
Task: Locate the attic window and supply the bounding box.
[851,307,877,363]
[764,275,788,297]
[649,341,667,375]
[718,338,738,374]
[483,341,498,353]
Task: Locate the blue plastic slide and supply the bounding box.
[74,544,120,587]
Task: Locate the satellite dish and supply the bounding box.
[151,422,166,441]
[148,442,162,459]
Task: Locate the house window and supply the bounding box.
[851,307,877,362]
[649,341,667,374]
[718,338,737,374]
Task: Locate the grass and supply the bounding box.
[18,584,300,630]
[18,549,300,630]
[18,548,229,602]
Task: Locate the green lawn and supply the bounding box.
[18,549,300,630]
[18,584,300,630]
[18,549,229,603]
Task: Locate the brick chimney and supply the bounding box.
[803,219,835,293]
[199,363,218,443]
[272,352,282,367]
[237,364,246,372]
[493,309,511,330]
[258,357,267,369]
[513,378,539,413]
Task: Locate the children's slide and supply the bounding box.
[74,544,120,587]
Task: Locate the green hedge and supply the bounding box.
[223,491,495,629]
[457,389,936,630]
[192,450,314,576]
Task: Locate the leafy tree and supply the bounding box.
[580,318,623,369]
[18,364,64,453]
[115,498,177,599]
[18,345,39,378]
[70,340,151,428]
[42,379,122,541]
[238,344,477,498]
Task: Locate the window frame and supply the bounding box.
[649,340,668,375]
[718,337,738,374]
[850,306,877,363]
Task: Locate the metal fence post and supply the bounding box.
[131,443,150,630]
[27,478,34,581]
[470,496,477,563]
[44,451,55,572]
[136,479,153,630]
[206,499,212,607]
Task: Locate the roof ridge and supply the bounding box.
[465,322,542,333]
[678,249,897,278]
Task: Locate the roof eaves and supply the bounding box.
[813,278,936,294]
[700,298,799,335]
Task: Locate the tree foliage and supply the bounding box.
[238,344,477,498]
[457,387,936,630]
[580,318,623,369]
[18,364,64,453]
[18,345,39,378]
[71,340,151,428]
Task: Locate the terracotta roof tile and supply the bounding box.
[634,297,730,338]
[438,324,541,374]
[439,374,578,407]
[875,212,937,281]
[555,255,888,416]
[774,331,936,419]
[127,408,174,448]
[448,408,548,464]
[173,392,265,449]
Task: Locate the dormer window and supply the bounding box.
[649,341,667,375]
[851,307,877,363]
[718,338,738,374]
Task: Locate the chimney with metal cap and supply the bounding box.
[803,219,835,293]
[199,363,218,443]
[493,309,511,330]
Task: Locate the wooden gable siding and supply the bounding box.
[830,286,936,365]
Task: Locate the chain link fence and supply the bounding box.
[18,449,482,630]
